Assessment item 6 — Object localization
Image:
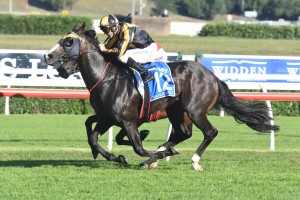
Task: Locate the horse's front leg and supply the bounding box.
[122,121,157,157]
[85,115,98,157]
[85,117,127,164]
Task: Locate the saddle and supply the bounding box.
[130,61,175,121]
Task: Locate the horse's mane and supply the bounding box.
[84,29,100,51]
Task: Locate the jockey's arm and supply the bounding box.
[116,28,131,58]
[100,27,131,58]
[99,37,118,55]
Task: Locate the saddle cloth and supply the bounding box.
[133,61,175,101]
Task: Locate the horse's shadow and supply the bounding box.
[0,159,140,170]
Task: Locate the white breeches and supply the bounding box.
[118,43,167,64]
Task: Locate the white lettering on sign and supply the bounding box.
[0,58,17,78]
[287,68,300,75]
[0,53,85,87]
[0,57,16,68]
[212,66,267,75]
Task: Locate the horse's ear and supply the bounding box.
[72,25,78,31]
[77,22,86,35]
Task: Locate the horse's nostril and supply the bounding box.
[47,54,53,59]
[44,54,53,60]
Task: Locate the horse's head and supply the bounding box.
[44,22,86,79]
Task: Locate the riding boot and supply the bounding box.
[127,57,154,83]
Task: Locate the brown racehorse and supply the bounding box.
[44,23,279,171]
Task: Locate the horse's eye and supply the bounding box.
[64,38,74,47]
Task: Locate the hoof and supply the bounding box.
[192,162,204,171]
[139,161,148,168]
[118,155,128,164]
[92,150,98,159]
[148,161,158,169]
[139,157,159,169]
[165,156,170,161]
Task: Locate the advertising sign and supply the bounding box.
[0,49,85,87]
[0,50,182,87]
[201,54,300,90]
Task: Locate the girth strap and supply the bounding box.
[139,83,151,119]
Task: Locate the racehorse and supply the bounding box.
[53,52,193,168]
[44,23,279,171]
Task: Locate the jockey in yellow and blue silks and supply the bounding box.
[99,14,167,83]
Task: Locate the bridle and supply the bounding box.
[59,31,111,94]
[58,32,82,63]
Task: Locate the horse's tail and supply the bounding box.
[215,80,279,132]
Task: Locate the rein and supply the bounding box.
[89,62,111,93]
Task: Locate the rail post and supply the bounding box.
[262,88,275,150]
[4,85,10,115]
[107,127,113,151]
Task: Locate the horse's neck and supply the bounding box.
[80,53,109,90]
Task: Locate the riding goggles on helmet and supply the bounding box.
[100,26,110,34]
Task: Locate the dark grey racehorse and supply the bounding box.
[44,23,279,170]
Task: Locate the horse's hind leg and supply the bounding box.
[141,106,193,168]
[190,115,218,171]
[155,105,193,154]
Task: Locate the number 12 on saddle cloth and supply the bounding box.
[132,61,175,101]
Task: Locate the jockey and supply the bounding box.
[99,14,167,83]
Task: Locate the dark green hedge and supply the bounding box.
[200,23,300,39]
[0,97,94,114]
[0,95,298,116]
[0,14,92,35]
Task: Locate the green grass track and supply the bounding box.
[0,114,299,199]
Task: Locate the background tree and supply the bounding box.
[30,0,77,11]
[175,0,226,20]
[150,0,300,21]
[149,0,177,16]
[260,0,300,20]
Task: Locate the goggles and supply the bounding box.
[99,26,110,34]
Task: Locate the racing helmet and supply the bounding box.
[99,14,119,33]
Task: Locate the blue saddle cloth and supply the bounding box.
[143,61,175,101]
